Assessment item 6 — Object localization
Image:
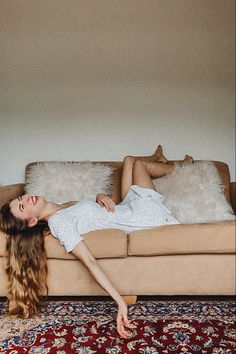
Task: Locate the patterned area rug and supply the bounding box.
[0,300,235,353]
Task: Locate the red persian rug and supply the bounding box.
[0,299,235,353]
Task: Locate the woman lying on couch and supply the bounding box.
[0,146,193,339]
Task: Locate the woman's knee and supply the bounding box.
[123,155,136,165]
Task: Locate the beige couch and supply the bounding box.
[0,160,235,300]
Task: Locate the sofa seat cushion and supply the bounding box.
[128,221,235,256]
[0,229,127,259]
[47,229,127,259]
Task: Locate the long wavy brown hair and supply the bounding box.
[0,202,49,318]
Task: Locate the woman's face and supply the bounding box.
[10,195,45,225]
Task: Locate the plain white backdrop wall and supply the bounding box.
[0,0,235,185]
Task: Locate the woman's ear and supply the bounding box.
[28,218,38,228]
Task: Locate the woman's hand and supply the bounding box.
[117,302,137,339]
[96,193,115,212]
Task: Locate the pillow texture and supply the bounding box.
[153,161,235,223]
[25,161,113,203]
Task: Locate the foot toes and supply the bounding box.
[184,155,193,163]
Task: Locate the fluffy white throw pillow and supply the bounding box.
[153,161,235,223]
[25,162,113,203]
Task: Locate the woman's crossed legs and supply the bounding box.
[121,145,193,199]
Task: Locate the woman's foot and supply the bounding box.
[125,145,168,164]
[153,145,168,163]
[183,155,193,163]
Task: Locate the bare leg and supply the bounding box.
[121,145,168,199]
[121,152,194,199]
[132,160,175,191]
[134,145,168,164]
[132,155,194,192]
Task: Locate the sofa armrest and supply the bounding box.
[230,182,236,213]
[0,184,25,208]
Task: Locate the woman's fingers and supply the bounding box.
[99,197,115,212]
[124,320,137,329]
[116,313,137,338]
[105,197,115,212]
[117,319,132,338]
[107,199,115,212]
[122,314,137,329]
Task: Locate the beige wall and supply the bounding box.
[0,0,235,185]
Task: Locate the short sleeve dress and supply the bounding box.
[48,185,179,253]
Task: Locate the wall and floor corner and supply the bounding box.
[0,0,235,186]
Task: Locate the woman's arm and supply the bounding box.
[71,241,136,338]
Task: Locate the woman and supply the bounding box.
[0,146,193,339]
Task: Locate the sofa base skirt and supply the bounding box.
[0,254,235,296]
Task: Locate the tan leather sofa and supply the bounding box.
[0,160,235,299]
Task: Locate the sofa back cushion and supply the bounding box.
[152,161,234,223]
[25,161,118,204]
[213,161,231,203]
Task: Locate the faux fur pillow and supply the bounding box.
[153,161,235,224]
[25,162,113,203]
